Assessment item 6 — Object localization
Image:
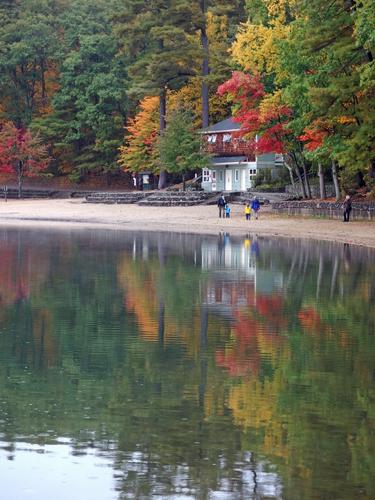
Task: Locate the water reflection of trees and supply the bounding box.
[0,229,374,499]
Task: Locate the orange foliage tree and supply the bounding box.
[118,97,159,174]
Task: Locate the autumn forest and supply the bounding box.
[0,0,374,194]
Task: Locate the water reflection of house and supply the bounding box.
[201,237,284,309]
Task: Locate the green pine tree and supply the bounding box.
[158,109,210,190]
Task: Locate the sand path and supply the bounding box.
[0,198,374,248]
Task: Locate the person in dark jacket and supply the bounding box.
[343,195,352,222]
[251,197,261,219]
[217,194,226,218]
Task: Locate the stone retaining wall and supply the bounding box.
[272,200,375,221]
[285,183,336,198]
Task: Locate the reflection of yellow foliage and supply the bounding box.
[257,330,289,362]
[117,254,201,348]
[117,256,159,341]
[204,380,227,419]
[228,373,291,460]
[337,115,357,125]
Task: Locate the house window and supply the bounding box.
[212,170,216,180]
[219,170,223,182]
[275,154,284,163]
[203,169,210,182]
[249,169,257,177]
[223,133,232,143]
[235,169,239,182]
[207,134,217,143]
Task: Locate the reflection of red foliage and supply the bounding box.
[234,313,259,343]
[216,348,259,377]
[216,312,261,377]
[256,296,283,316]
[298,307,322,332]
[255,295,287,331]
[0,245,30,304]
[215,292,289,378]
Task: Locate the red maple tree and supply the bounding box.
[217,71,293,155]
[299,119,332,151]
[0,122,50,197]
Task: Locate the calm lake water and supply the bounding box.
[0,228,374,500]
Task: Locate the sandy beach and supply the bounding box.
[0,198,374,248]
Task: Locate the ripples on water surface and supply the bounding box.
[0,228,374,499]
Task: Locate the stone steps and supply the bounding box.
[137,199,199,206]
[85,190,217,206]
[137,191,214,206]
[86,192,150,204]
[0,187,99,199]
[0,188,57,199]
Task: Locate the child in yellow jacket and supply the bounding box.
[244,203,251,220]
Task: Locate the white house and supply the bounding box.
[201,118,284,192]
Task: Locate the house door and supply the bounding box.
[241,169,247,191]
[225,168,232,191]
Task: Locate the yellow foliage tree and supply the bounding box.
[231,0,298,81]
[231,20,290,80]
[169,78,229,128]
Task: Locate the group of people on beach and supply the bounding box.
[218,193,354,223]
[217,194,260,220]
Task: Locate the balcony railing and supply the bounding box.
[202,134,254,158]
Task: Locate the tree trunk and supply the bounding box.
[40,58,47,105]
[182,173,186,192]
[285,164,295,187]
[290,153,307,198]
[17,160,23,199]
[158,89,167,189]
[331,160,340,200]
[295,167,307,198]
[301,159,312,198]
[316,253,324,299]
[318,163,326,199]
[369,159,375,179]
[199,305,208,413]
[158,301,165,345]
[200,0,209,128]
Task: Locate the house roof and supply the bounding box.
[201,117,241,134]
[211,156,248,165]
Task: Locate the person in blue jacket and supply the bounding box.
[251,197,261,219]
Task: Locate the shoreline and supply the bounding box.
[0,199,374,249]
